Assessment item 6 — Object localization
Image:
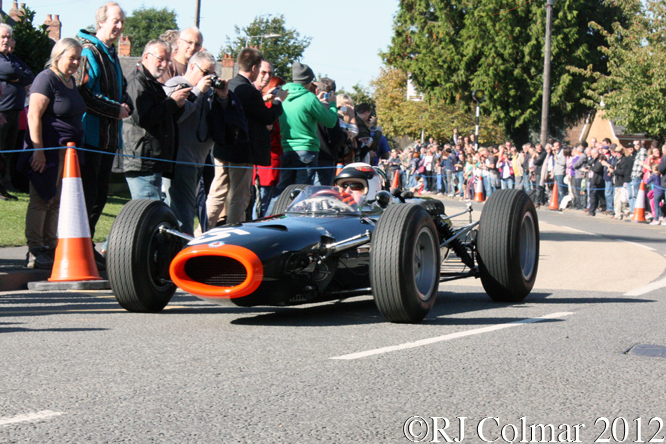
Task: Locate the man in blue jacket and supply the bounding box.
[75,1,133,245]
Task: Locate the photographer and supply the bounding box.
[122,39,191,200]
[162,51,228,235]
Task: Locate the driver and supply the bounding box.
[333,163,382,206]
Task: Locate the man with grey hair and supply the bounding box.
[76,1,133,255]
[163,27,203,81]
[162,51,229,235]
[571,145,587,210]
[0,22,33,199]
[122,39,191,200]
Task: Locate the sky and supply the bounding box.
[22,0,400,91]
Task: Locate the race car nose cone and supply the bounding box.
[169,244,263,299]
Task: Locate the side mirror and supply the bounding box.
[375,190,391,209]
[289,189,302,200]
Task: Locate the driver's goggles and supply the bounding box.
[339,182,364,191]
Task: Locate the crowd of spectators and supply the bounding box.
[383,135,666,225]
[0,1,394,269]
[2,1,664,271]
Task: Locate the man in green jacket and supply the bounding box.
[273,62,338,198]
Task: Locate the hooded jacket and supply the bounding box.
[75,29,132,151]
[278,83,337,153]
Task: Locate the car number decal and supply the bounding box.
[188,228,251,246]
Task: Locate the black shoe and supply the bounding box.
[26,246,54,270]
[0,184,17,201]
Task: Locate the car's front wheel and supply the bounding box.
[371,204,440,323]
[107,200,184,312]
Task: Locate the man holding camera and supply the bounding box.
[122,39,191,200]
[206,48,286,226]
[162,51,228,235]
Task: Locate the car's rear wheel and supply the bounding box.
[270,184,309,216]
[371,204,440,323]
[476,189,539,302]
[107,200,184,312]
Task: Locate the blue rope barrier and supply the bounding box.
[8,145,666,191]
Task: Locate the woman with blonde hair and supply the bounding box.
[17,37,86,268]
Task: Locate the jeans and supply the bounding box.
[572,178,583,209]
[445,170,454,194]
[164,164,202,235]
[522,173,532,192]
[604,180,614,212]
[274,150,319,198]
[125,172,163,200]
[483,175,493,198]
[629,176,642,213]
[655,191,665,220]
[457,171,464,196]
[501,178,514,189]
[314,159,336,186]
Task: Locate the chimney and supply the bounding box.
[45,14,61,41]
[8,1,19,22]
[118,34,131,57]
[221,53,234,68]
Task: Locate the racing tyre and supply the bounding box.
[107,199,184,312]
[476,189,539,302]
[270,184,309,216]
[371,204,440,323]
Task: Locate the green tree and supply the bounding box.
[383,0,626,144]
[572,0,666,139]
[221,14,311,81]
[123,6,178,56]
[10,7,53,74]
[371,66,505,144]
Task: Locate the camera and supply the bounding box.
[176,83,196,102]
[209,75,226,90]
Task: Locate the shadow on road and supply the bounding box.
[540,231,666,245]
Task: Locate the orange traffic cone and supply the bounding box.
[49,144,101,282]
[473,176,485,202]
[631,181,647,223]
[391,170,400,189]
[335,163,343,176]
[548,182,560,211]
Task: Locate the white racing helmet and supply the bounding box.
[333,162,382,203]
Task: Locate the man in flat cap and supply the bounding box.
[272,61,338,199]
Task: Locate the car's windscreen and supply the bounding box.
[285,186,361,215]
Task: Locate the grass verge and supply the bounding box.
[0,192,131,247]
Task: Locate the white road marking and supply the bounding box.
[624,276,666,296]
[560,226,599,236]
[0,410,64,427]
[330,312,575,360]
[617,239,656,251]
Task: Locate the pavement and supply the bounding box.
[0,244,108,292]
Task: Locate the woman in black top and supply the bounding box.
[20,37,86,268]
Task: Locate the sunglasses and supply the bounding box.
[340,182,364,192]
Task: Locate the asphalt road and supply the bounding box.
[2,201,666,443]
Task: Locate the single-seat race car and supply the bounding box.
[106,163,539,323]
